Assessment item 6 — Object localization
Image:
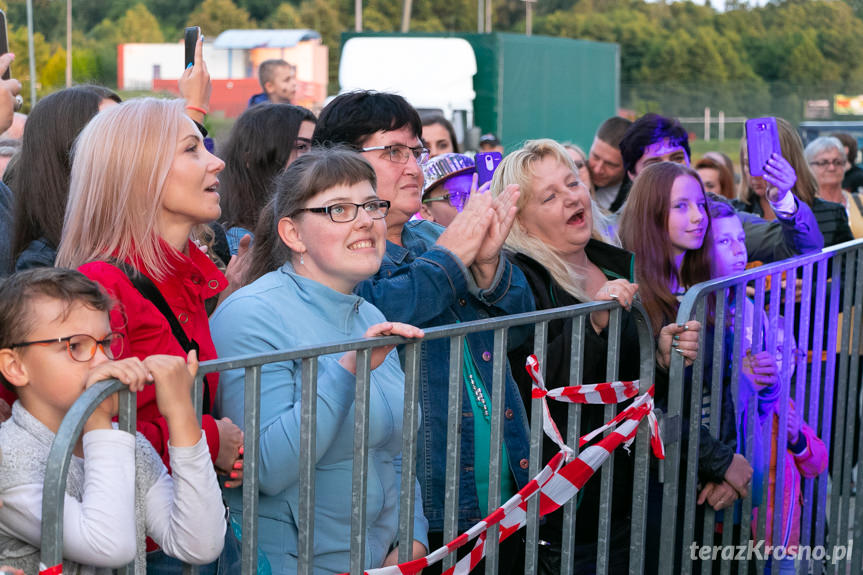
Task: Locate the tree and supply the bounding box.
[186,0,254,36]
[266,3,302,28]
[118,4,166,43]
[236,0,282,22]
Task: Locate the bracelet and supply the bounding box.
[186,105,208,116]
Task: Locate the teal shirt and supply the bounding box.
[463,340,516,515]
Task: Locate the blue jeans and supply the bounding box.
[146,525,242,575]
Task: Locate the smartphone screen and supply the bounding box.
[0,10,10,81]
[184,26,200,69]
[476,152,502,187]
[745,117,780,178]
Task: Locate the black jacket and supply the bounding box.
[507,241,640,546]
[734,194,852,248]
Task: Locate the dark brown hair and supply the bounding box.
[619,162,712,334]
[245,147,378,284]
[422,115,459,153]
[10,85,121,262]
[0,268,113,389]
[218,103,317,231]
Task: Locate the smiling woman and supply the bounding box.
[210,148,429,573]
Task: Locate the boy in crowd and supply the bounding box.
[248,59,297,107]
[0,268,225,573]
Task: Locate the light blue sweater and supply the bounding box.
[210,263,428,574]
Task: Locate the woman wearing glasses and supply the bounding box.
[804,136,863,239]
[211,148,429,573]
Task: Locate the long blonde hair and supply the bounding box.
[56,98,189,280]
[490,138,615,302]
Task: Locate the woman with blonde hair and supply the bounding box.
[56,97,244,571]
[493,140,697,574]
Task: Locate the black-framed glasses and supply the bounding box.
[361,144,430,165]
[10,332,125,362]
[291,199,391,223]
[809,159,846,169]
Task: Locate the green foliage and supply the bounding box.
[6,0,863,126]
[118,4,166,43]
[186,0,253,36]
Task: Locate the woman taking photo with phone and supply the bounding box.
[211,148,429,573]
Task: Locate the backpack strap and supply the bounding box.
[111,260,210,415]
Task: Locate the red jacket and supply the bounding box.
[79,241,227,468]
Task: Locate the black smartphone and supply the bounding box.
[184,26,200,69]
[0,10,10,80]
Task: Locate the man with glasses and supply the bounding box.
[313,91,534,573]
[618,113,823,263]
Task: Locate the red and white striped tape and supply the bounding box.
[343,354,665,575]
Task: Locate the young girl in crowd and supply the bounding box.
[618,162,751,572]
[707,200,827,575]
[218,103,316,255]
[55,97,243,571]
[210,148,429,573]
[0,268,226,573]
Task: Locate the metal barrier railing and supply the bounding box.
[42,238,863,575]
[39,298,659,575]
[661,238,863,575]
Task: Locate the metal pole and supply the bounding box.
[719,110,725,141]
[355,0,362,32]
[485,0,492,32]
[478,0,484,33]
[704,106,711,142]
[26,0,36,104]
[66,0,71,87]
[401,0,413,33]
[525,0,532,36]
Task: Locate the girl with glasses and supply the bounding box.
[211,147,429,573]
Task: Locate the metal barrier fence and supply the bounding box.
[660,238,863,575]
[37,239,863,575]
[39,298,659,575]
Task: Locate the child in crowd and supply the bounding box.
[0,268,226,573]
[707,200,828,574]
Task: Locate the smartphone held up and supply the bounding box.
[745,117,780,178]
[0,9,21,112]
[184,26,201,69]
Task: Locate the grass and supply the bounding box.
[689,138,742,172]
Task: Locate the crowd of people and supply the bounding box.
[0,39,855,575]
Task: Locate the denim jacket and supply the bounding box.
[355,219,536,532]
